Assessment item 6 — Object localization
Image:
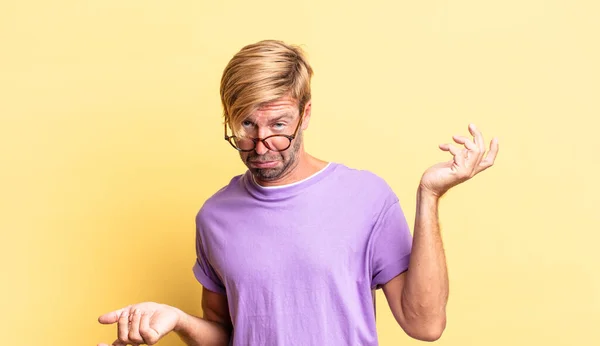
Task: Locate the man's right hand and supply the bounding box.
[98,302,182,346]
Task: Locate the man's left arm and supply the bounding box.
[382,123,499,341]
[382,188,447,341]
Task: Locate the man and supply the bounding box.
[98,40,498,346]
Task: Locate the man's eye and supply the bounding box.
[273,123,285,129]
[242,121,253,127]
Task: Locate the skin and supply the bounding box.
[237,96,328,186]
[97,96,499,345]
[382,123,499,341]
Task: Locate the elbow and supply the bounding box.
[403,315,446,342]
[413,324,445,342]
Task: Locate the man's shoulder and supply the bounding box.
[332,162,393,190]
[195,172,247,219]
[328,162,399,206]
[209,173,246,199]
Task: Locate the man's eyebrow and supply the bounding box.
[270,113,294,122]
[244,112,294,123]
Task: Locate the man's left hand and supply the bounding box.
[419,123,499,197]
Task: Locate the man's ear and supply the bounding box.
[301,100,312,130]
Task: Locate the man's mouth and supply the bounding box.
[249,160,279,168]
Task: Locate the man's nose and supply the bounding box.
[254,139,269,155]
[253,126,270,155]
[256,126,270,139]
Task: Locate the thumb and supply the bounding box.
[98,306,130,324]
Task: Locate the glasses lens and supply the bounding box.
[229,135,292,152]
[233,138,255,151]
[265,136,291,151]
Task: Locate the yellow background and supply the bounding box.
[1,1,599,345]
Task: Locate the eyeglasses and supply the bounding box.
[224,115,303,152]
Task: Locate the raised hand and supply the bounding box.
[98,302,181,346]
[419,123,499,197]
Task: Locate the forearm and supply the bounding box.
[174,309,231,346]
[402,187,449,330]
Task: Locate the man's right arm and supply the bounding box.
[98,288,231,346]
[175,287,232,346]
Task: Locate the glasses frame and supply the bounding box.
[224,114,304,152]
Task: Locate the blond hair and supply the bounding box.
[220,40,314,135]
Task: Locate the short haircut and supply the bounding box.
[220,40,314,135]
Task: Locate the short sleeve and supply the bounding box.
[192,225,226,295]
[370,201,413,289]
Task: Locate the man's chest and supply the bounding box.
[204,207,375,292]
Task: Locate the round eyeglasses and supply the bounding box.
[224,116,303,152]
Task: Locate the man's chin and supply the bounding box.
[251,167,283,181]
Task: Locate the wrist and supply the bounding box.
[417,185,442,203]
[173,306,189,333]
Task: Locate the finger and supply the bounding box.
[439,143,466,166]
[117,311,131,344]
[128,310,145,344]
[468,123,485,153]
[439,143,462,157]
[452,135,477,150]
[98,307,130,324]
[140,311,159,345]
[478,137,499,171]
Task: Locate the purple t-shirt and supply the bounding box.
[193,162,412,345]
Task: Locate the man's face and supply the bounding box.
[237,97,307,182]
